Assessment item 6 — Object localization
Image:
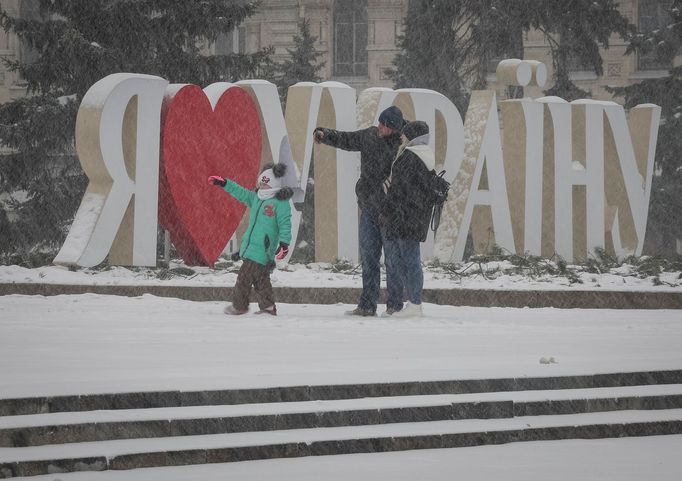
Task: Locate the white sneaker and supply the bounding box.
[391,302,423,318]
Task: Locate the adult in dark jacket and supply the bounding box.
[313,106,406,317]
[381,120,435,318]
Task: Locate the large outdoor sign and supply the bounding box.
[54,60,661,267]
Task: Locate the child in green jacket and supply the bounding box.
[208,163,293,316]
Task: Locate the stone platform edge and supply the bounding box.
[1,283,681,309]
[2,369,681,416]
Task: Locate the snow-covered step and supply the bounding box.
[5,383,682,429]
[2,384,682,448]
[0,400,509,448]
[1,409,681,477]
[2,369,681,416]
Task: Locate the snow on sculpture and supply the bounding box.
[432,90,515,262]
[54,73,167,267]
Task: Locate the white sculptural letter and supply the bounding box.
[54,73,168,267]
[287,81,359,262]
[434,90,515,262]
[500,98,545,256]
[602,103,661,257]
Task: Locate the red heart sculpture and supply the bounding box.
[159,85,262,266]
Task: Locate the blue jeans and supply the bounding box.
[384,237,423,305]
[358,211,404,311]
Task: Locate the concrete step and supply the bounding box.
[3,371,682,478]
[5,383,682,427]
[3,282,682,309]
[1,409,681,478]
[2,384,682,447]
[3,369,681,416]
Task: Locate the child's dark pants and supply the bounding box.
[232,259,275,311]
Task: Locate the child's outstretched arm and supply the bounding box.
[207,176,256,206]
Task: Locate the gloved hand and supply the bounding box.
[208,175,226,187]
[275,242,289,260]
[313,127,328,143]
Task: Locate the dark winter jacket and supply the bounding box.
[223,180,293,266]
[382,135,435,242]
[318,126,403,220]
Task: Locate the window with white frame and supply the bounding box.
[215,25,246,55]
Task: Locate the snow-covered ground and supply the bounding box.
[7,435,682,481]
[1,259,681,291]
[2,293,682,398]
[1,264,681,480]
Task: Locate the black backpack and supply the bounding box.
[427,170,450,232]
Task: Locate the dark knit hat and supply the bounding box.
[402,120,429,141]
[378,106,405,130]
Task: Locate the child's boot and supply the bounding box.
[255,305,277,316]
[224,304,248,315]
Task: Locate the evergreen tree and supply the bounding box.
[276,18,325,102]
[0,0,273,265]
[534,0,631,100]
[389,0,471,112]
[460,0,533,94]
[390,0,630,107]
[608,0,682,254]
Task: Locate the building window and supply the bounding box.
[333,0,368,77]
[567,53,593,73]
[0,29,10,52]
[215,26,246,55]
[638,0,673,70]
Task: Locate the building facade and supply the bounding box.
[212,0,676,100]
[0,0,38,103]
[0,0,676,102]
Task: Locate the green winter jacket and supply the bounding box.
[223,179,293,266]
